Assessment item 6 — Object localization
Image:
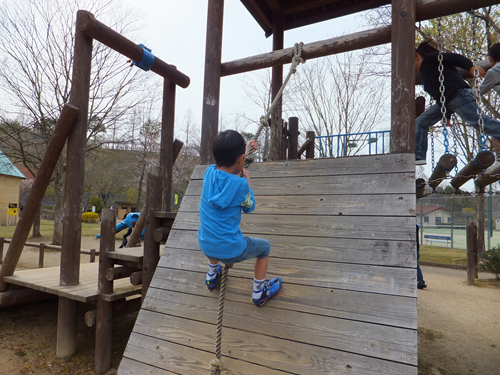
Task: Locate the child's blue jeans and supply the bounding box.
[206,236,271,264]
[415,88,500,160]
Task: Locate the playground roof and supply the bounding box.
[0,150,25,179]
[418,206,450,215]
[240,0,389,36]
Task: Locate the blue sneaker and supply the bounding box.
[252,277,282,307]
[206,264,221,291]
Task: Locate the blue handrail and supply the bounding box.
[316,130,391,158]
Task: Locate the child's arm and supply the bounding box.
[241,168,251,189]
[480,69,500,96]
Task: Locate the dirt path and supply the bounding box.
[417,266,500,375]
[1,239,499,374]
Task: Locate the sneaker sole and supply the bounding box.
[254,289,281,307]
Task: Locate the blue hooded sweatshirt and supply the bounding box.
[198,165,255,259]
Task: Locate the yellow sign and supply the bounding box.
[175,194,179,205]
[8,203,18,216]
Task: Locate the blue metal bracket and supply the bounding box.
[132,44,155,71]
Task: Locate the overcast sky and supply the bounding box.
[121,0,366,137]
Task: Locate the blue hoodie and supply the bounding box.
[198,165,255,259]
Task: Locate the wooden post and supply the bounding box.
[0,237,4,265]
[0,104,78,292]
[38,243,45,269]
[56,11,93,360]
[90,249,96,263]
[56,296,77,358]
[126,140,183,248]
[306,131,315,159]
[281,121,288,160]
[95,209,116,373]
[200,0,224,164]
[161,79,175,212]
[76,11,189,88]
[61,11,93,287]
[466,222,478,285]
[270,12,284,161]
[477,190,486,257]
[391,0,416,154]
[142,166,163,297]
[288,117,299,160]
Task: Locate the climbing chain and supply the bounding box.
[471,12,487,151]
[437,17,450,154]
[431,128,435,171]
[245,42,305,168]
[209,263,234,375]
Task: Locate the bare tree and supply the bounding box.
[286,52,389,156]
[0,0,149,244]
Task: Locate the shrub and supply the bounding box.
[478,246,500,280]
[88,195,103,213]
[82,212,99,223]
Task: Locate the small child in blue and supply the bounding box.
[198,130,281,307]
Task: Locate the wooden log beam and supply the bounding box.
[220,0,500,77]
[451,151,495,190]
[105,266,139,281]
[428,154,457,189]
[0,288,54,308]
[0,104,78,292]
[56,297,77,358]
[161,79,175,212]
[76,11,190,88]
[95,209,116,374]
[130,271,143,286]
[153,227,171,243]
[298,139,312,158]
[476,163,500,188]
[270,12,284,161]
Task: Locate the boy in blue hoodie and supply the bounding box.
[198,130,282,307]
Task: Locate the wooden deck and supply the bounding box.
[119,154,418,375]
[4,262,141,302]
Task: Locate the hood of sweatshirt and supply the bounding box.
[204,165,243,210]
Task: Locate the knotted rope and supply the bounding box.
[209,263,234,375]
[244,42,305,168]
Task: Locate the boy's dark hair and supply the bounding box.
[415,40,439,58]
[488,43,500,62]
[212,130,246,167]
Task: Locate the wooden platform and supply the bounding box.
[4,263,141,302]
[119,154,418,375]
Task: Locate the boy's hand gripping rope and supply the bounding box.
[209,263,233,375]
[244,42,305,169]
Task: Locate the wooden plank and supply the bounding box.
[141,288,417,365]
[150,267,417,329]
[185,173,415,197]
[165,229,416,268]
[132,309,417,375]
[107,248,143,263]
[158,249,417,297]
[173,212,416,242]
[123,332,286,375]
[179,193,415,216]
[119,357,177,375]
[190,154,415,179]
[4,263,139,302]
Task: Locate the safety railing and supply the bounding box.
[316,130,391,158]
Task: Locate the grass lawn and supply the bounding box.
[0,219,102,240]
[420,245,467,266]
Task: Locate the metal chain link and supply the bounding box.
[471,13,487,151]
[437,17,449,154]
[431,129,435,170]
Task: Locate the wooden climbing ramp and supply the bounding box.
[118,154,418,375]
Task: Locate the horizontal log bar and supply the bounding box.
[221,0,500,77]
[130,271,143,286]
[451,151,495,190]
[0,288,54,308]
[428,154,457,189]
[153,227,171,243]
[475,163,500,188]
[105,266,139,281]
[2,238,99,255]
[77,10,190,88]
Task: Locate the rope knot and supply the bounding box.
[209,358,223,375]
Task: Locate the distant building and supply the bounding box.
[417,206,451,226]
[115,201,136,220]
[0,150,26,225]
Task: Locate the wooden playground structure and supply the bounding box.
[1,0,500,374]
